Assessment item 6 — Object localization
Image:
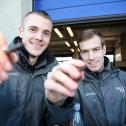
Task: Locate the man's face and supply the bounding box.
[79,35,106,72]
[19,14,53,57]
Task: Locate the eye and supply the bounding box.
[93,48,100,52]
[80,50,88,54]
[43,31,51,37]
[29,28,38,33]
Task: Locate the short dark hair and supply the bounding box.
[77,29,105,47]
[22,10,52,25]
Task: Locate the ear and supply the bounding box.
[19,26,24,38]
[103,45,106,55]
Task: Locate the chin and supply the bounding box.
[88,67,99,72]
[30,53,41,57]
[31,51,44,56]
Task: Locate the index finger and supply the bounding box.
[0,32,7,50]
[0,33,12,71]
[67,58,85,69]
[52,59,85,81]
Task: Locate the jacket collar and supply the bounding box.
[84,56,116,82]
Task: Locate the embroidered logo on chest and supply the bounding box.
[115,86,125,98]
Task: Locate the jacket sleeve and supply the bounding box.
[46,97,74,125]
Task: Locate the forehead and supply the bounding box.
[23,14,52,30]
[79,35,102,50]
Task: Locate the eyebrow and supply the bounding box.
[29,26,51,33]
[80,46,101,51]
[28,26,37,29]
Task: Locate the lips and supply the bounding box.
[89,62,97,65]
[31,42,43,49]
[88,61,98,67]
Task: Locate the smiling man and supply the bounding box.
[79,29,106,72]
[0,10,58,126]
[44,29,126,126]
[19,11,53,65]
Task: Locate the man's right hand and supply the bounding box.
[44,59,85,105]
[0,33,18,81]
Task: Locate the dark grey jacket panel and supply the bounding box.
[0,37,58,126]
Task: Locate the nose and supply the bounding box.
[35,32,42,40]
[88,51,94,60]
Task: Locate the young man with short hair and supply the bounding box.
[0,10,58,126]
[45,29,126,126]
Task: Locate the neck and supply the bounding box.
[29,55,38,65]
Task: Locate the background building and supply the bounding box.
[0,0,32,42]
[34,0,126,69]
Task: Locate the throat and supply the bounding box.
[29,55,38,65]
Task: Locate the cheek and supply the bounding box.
[81,57,88,64]
[95,51,105,58]
[22,38,29,46]
[21,33,29,41]
[80,54,85,60]
[22,33,33,43]
[99,53,105,59]
[44,38,50,45]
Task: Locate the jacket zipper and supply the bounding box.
[99,79,109,126]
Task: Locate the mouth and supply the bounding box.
[31,42,43,48]
[88,61,98,67]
